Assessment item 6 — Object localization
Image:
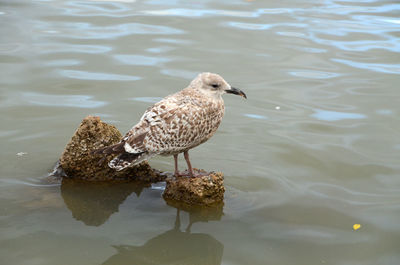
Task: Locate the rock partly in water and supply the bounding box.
[163,169,225,206]
[59,115,163,182]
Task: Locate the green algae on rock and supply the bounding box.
[59,115,163,182]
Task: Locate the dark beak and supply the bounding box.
[225,87,247,99]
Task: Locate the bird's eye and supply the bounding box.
[211,84,219,88]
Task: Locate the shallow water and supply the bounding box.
[1,0,399,264]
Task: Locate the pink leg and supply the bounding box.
[174,151,207,177]
[184,151,195,178]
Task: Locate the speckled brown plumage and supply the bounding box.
[93,72,246,177]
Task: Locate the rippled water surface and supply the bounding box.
[1,0,399,264]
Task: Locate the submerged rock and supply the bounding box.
[59,115,163,182]
[163,170,225,206]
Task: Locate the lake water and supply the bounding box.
[1,0,399,264]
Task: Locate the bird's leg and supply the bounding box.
[174,153,192,177]
[174,208,181,231]
[183,151,195,177]
[174,154,179,177]
[175,151,206,177]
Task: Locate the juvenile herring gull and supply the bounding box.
[93,72,246,177]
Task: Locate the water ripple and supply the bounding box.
[114,54,171,66]
[226,22,272,31]
[332,58,400,74]
[311,109,367,121]
[225,22,306,31]
[146,46,175,53]
[59,69,141,81]
[154,38,193,45]
[131,97,163,103]
[21,92,107,108]
[160,69,198,79]
[142,8,256,18]
[0,178,59,187]
[37,22,184,39]
[243,114,268,120]
[35,43,112,54]
[289,70,341,79]
[43,59,81,67]
[61,0,134,16]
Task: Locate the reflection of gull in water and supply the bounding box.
[165,199,224,233]
[102,209,224,265]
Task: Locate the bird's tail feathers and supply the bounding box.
[92,142,125,155]
[109,152,153,171]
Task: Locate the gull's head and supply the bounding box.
[190,72,247,99]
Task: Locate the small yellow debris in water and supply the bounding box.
[353,224,361,230]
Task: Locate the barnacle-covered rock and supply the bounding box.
[59,115,163,182]
[163,170,225,206]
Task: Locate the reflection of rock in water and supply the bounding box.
[166,200,224,232]
[103,209,223,265]
[61,179,147,226]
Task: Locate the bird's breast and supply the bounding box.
[186,101,224,144]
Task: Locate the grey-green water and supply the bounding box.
[1,0,399,264]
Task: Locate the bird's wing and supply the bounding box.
[139,94,205,154]
[122,94,182,154]
[96,93,198,156]
[122,119,150,154]
[94,118,149,156]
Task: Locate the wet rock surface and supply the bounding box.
[163,170,225,206]
[59,116,163,182]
